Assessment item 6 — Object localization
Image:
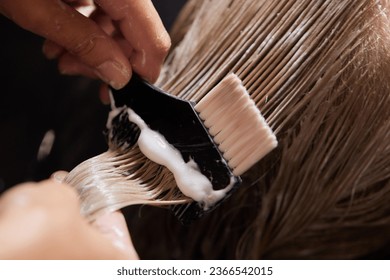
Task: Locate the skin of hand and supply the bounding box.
[0,0,171,89]
[0,179,138,259]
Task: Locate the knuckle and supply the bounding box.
[152,33,171,58]
[68,33,100,58]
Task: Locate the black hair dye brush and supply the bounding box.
[105,73,278,224]
[64,73,277,224]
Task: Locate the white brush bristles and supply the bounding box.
[195,73,278,176]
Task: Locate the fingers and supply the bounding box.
[0,0,131,89]
[0,181,79,259]
[58,53,99,78]
[0,180,138,259]
[0,0,171,88]
[95,0,171,82]
[49,173,138,258]
[42,7,117,78]
[0,180,80,214]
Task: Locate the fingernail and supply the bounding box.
[51,171,68,183]
[95,60,130,90]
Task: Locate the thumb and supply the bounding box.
[0,0,131,89]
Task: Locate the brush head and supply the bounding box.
[109,74,277,224]
[110,75,241,224]
[195,73,278,176]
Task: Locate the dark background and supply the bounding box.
[0,0,186,193]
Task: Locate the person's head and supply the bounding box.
[128,0,389,259]
[65,0,390,259]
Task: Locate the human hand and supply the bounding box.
[0,179,138,259]
[0,0,171,89]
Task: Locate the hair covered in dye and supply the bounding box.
[67,0,390,259]
[142,0,390,259]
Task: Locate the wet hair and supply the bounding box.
[139,0,390,259]
[67,0,390,258]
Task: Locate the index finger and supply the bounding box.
[0,0,132,89]
[95,0,171,82]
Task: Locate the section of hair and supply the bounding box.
[128,0,389,259]
[66,0,390,259]
[64,106,191,220]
